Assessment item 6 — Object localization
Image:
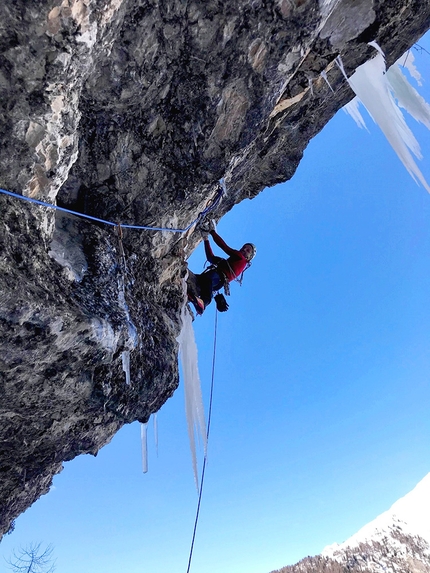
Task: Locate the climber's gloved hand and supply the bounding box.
[207,218,216,233]
[198,217,213,238]
[215,293,229,312]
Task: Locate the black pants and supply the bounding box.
[196,269,224,306]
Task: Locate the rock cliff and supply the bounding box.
[1,0,429,537]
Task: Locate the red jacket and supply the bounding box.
[204,231,248,282]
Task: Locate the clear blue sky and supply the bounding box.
[2,38,430,573]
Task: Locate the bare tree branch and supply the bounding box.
[6,543,56,573]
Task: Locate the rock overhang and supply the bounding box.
[0,0,429,537]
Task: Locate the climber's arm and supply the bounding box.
[209,230,237,257]
[204,238,218,263]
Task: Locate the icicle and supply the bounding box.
[398,50,422,85]
[141,422,148,473]
[219,177,228,196]
[343,97,368,131]
[308,76,314,97]
[368,40,385,57]
[343,42,430,192]
[386,64,430,129]
[177,302,207,490]
[335,55,349,82]
[153,412,158,456]
[117,277,138,350]
[121,350,131,385]
[320,70,335,93]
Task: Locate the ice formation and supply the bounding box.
[342,44,430,192]
[118,278,138,349]
[121,350,130,385]
[141,422,148,474]
[386,60,430,129]
[91,317,120,353]
[343,98,368,130]
[177,303,207,489]
[400,50,422,85]
[321,70,335,93]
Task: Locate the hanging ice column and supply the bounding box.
[141,422,148,473]
[140,414,158,473]
[340,43,430,192]
[177,303,207,489]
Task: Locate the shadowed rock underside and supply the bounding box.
[1,0,430,537]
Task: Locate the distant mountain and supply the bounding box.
[271,474,430,573]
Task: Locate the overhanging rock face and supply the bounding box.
[0,0,429,537]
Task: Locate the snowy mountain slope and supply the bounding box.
[271,474,430,573]
[320,473,430,573]
[323,473,430,553]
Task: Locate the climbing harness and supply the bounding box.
[186,308,218,573]
[225,259,252,287]
[192,251,251,314]
[0,183,225,234]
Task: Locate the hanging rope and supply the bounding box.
[0,184,224,234]
[186,308,218,573]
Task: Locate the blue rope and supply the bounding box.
[0,183,225,233]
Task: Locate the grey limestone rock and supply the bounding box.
[1,0,429,537]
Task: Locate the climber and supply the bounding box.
[187,219,256,315]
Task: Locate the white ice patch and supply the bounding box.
[118,278,138,350]
[343,97,368,131]
[140,422,148,473]
[91,317,120,353]
[219,177,228,196]
[343,43,430,192]
[386,64,430,129]
[367,39,385,58]
[121,350,131,385]
[398,50,422,85]
[177,303,207,489]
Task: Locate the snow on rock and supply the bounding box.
[343,44,430,192]
[176,302,207,489]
